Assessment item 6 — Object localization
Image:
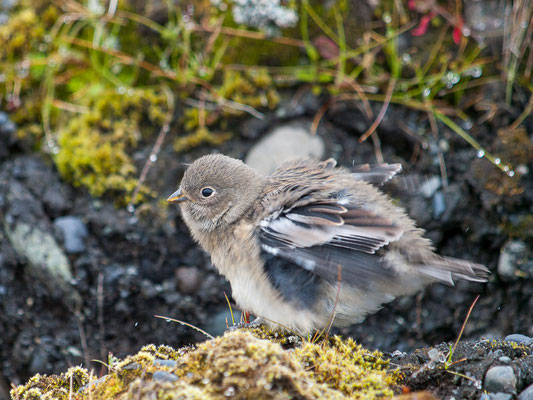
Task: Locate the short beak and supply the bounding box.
[167,187,188,203]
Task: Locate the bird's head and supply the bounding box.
[167,154,264,232]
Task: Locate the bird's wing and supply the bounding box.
[351,163,402,185]
[258,195,404,288]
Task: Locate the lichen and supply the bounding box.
[11,330,398,400]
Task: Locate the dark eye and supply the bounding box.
[200,187,215,198]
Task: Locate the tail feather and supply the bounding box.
[417,257,489,285]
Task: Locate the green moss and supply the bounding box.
[54,87,167,204]
[11,330,398,400]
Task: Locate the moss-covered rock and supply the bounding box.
[11,330,397,400]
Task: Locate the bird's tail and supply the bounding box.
[416,256,489,285]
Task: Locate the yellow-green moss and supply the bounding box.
[54,87,167,204]
[11,330,398,400]
[10,366,89,400]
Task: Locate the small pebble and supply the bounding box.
[498,356,511,363]
[518,383,533,400]
[504,334,533,345]
[153,359,178,368]
[152,370,178,383]
[498,240,529,282]
[175,267,202,294]
[54,216,88,253]
[484,366,517,394]
[122,362,141,370]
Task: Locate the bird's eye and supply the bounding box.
[200,187,215,198]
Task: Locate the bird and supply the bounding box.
[167,154,489,335]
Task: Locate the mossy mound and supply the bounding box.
[11,330,397,400]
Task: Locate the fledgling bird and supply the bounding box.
[167,154,489,335]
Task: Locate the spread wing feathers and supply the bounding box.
[416,256,490,285]
[259,199,404,287]
[351,163,402,185]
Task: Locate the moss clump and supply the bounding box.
[10,366,89,400]
[294,336,396,398]
[11,330,397,400]
[54,87,168,204]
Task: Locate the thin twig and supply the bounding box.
[359,78,396,142]
[128,86,174,208]
[445,295,480,368]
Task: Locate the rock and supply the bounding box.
[504,334,533,345]
[4,221,75,296]
[519,384,533,400]
[498,240,530,281]
[175,267,202,294]
[153,359,178,368]
[245,123,325,175]
[0,164,80,308]
[484,366,517,394]
[488,393,513,400]
[54,216,88,253]
[152,370,179,383]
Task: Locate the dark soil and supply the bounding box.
[1,85,532,400]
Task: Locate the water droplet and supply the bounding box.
[39,43,47,52]
[224,386,235,397]
[134,322,139,327]
[423,88,431,98]
[462,119,473,130]
[383,12,392,24]
[462,27,471,37]
[503,165,509,172]
[44,35,52,43]
[127,204,135,213]
[127,88,135,96]
[465,66,482,78]
[442,71,460,88]
[149,154,158,162]
[165,318,171,323]
[401,53,411,64]
[507,171,515,177]
[162,125,170,133]
[201,377,210,385]
[495,158,501,164]
[48,59,57,68]
[116,86,127,95]
[476,150,485,158]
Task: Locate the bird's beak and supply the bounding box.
[167,187,188,203]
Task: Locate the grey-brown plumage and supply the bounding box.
[168,154,489,334]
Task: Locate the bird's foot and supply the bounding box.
[226,317,264,332]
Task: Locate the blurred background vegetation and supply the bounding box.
[1,0,532,205]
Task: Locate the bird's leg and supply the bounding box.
[226,316,264,332]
